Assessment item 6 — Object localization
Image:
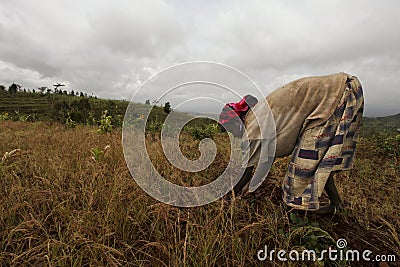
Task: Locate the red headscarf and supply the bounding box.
[219,95,258,125]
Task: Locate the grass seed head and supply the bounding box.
[2,148,21,162]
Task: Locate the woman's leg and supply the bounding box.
[317,172,345,214]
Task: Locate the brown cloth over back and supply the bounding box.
[244,72,351,163]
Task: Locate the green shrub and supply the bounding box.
[145,115,163,132]
[288,212,345,266]
[97,110,113,133]
[65,113,76,128]
[18,114,31,122]
[90,145,110,161]
[186,123,219,140]
[112,114,124,127]
[0,112,9,121]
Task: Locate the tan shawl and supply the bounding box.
[245,72,350,158]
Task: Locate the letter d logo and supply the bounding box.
[257,245,268,261]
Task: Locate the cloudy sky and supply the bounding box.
[0,0,399,116]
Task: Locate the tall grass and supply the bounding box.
[0,121,398,266]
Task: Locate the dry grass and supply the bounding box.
[0,121,398,266]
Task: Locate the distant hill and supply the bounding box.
[361,113,400,137]
[0,89,214,127]
[1,88,398,133]
[0,89,167,124]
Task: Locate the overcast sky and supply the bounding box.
[0,0,399,116]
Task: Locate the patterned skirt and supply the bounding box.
[283,76,364,211]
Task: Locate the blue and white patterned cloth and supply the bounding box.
[283,76,364,210]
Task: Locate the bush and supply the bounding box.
[97,110,113,133]
[112,114,124,127]
[65,113,76,128]
[0,112,9,121]
[186,123,219,140]
[145,116,163,132]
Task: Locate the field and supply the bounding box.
[0,117,399,266]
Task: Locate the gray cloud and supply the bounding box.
[84,1,185,59]
[0,0,399,116]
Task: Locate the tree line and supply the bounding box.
[0,82,97,98]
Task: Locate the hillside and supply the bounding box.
[0,89,216,129]
[363,112,400,127]
[362,113,400,136]
[2,89,400,133]
[0,89,149,123]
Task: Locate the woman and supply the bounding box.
[221,72,364,214]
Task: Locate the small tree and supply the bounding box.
[9,83,20,94]
[38,87,47,94]
[0,85,5,91]
[145,99,150,105]
[163,102,171,114]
